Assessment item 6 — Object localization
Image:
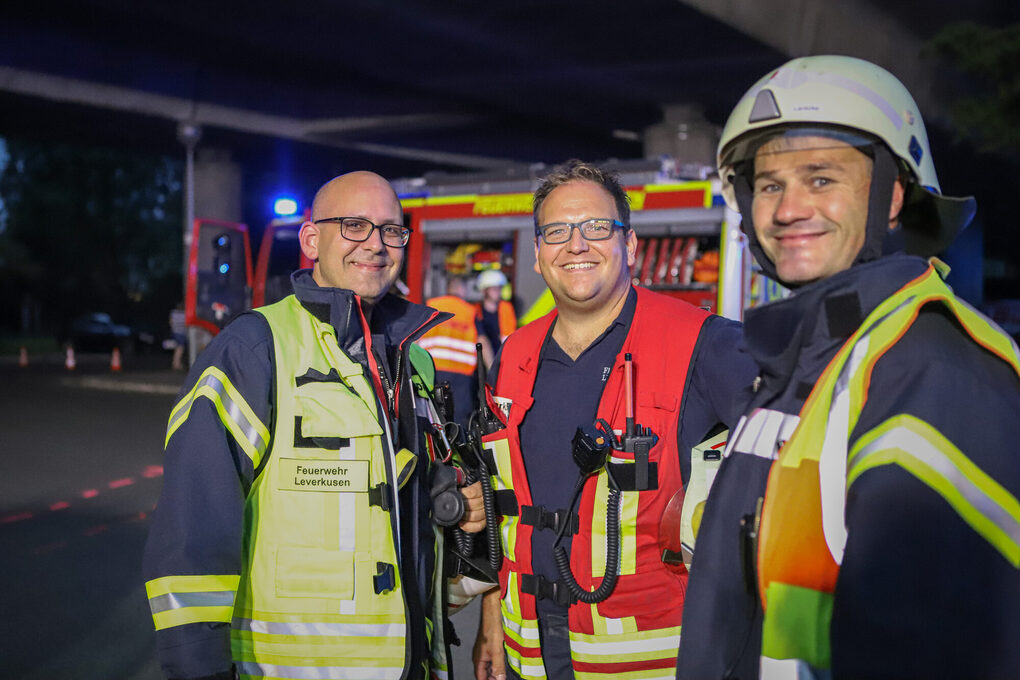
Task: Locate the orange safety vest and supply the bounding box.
[754,266,1020,678]
[418,295,479,376]
[483,287,708,679]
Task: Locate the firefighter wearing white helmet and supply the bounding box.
[677,55,1020,680]
[475,269,517,356]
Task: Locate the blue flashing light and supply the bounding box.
[274,197,299,216]
[219,263,230,274]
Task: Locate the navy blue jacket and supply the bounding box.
[143,270,448,679]
[677,254,1020,679]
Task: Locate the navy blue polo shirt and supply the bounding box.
[489,287,753,621]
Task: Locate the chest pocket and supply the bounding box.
[273,379,391,605]
[294,380,383,445]
[605,391,678,491]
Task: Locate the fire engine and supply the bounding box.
[394,159,784,322]
[184,159,786,352]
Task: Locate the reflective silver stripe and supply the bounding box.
[727,409,800,460]
[571,631,680,655]
[759,655,825,680]
[853,426,1020,548]
[417,335,476,353]
[420,346,476,366]
[148,590,235,615]
[234,617,406,638]
[236,661,402,680]
[171,370,268,458]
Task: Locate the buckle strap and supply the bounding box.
[373,562,396,594]
[520,573,577,607]
[607,461,659,491]
[520,504,579,535]
[368,482,392,511]
[481,447,498,473]
[494,489,519,516]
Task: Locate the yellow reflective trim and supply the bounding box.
[626,189,646,211]
[233,631,406,653]
[153,605,234,630]
[146,574,240,630]
[501,624,541,649]
[400,197,424,208]
[619,486,639,576]
[394,447,417,490]
[569,624,681,665]
[473,193,533,215]
[166,366,270,468]
[947,295,1020,377]
[849,414,1020,568]
[488,437,519,562]
[574,670,674,680]
[591,473,609,575]
[145,573,240,598]
[425,194,477,206]
[519,288,555,326]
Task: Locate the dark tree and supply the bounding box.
[928,22,1020,154]
[0,138,183,338]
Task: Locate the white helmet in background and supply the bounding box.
[477,269,508,291]
[718,55,975,276]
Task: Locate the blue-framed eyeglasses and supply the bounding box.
[536,218,626,245]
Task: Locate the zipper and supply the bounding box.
[391,347,405,415]
[375,350,396,419]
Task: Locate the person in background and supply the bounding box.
[419,275,494,428]
[476,269,517,364]
[143,171,484,680]
[169,303,188,370]
[676,55,1020,680]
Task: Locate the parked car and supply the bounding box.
[67,312,134,352]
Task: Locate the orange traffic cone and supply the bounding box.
[18,346,29,367]
[110,347,122,372]
[64,346,77,371]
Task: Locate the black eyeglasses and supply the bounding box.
[313,216,412,248]
[536,218,626,245]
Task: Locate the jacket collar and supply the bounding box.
[290,269,449,354]
[743,254,931,394]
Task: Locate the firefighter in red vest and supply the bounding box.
[472,160,757,680]
[419,276,494,427]
[476,269,517,362]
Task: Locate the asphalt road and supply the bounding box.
[0,352,481,680]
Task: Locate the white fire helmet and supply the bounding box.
[718,55,975,259]
[477,269,508,291]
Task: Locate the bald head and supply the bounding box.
[300,170,406,309]
[310,171,400,222]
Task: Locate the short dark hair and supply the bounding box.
[533,159,631,234]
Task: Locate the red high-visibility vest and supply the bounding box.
[484,287,708,679]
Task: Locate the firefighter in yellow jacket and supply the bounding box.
[677,56,1020,679]
[143,171,485,680]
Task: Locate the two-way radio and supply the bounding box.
[552,353,658,604]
